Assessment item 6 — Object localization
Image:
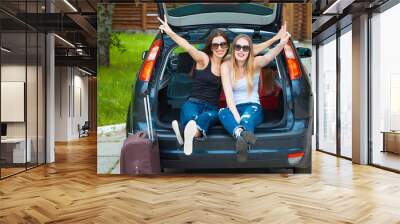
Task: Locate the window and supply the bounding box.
[370,3,400,171]
[0,1,46,179]
[317,36,337,154]
[339,28,352,158]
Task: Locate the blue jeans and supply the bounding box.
[180,98,219,139]
[218,103,264,136]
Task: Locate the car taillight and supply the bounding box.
[139,39,163,82]
[288,151,304,165]
[288,151,304,158]
[284,44,301,80]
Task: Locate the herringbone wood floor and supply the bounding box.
[1,135,400,224]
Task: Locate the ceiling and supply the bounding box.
[312,0,390,44]
[0,0,97,74]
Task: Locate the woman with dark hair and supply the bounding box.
[158,15,229,155]
[158,15,286,156]
[218,26,290,162]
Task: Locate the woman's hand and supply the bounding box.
[157,14,173,35]
[253,21,287,55]
[279,30,291,46]
[157,14,207,65]
[273,21,287,41]
[254,28,291,69]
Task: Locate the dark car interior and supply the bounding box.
[157,51,286,130]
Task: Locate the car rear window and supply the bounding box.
[167,3,275,17]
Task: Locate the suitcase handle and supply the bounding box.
[143,94,154,142]
[135,131,147,138]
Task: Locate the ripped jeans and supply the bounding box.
[180,97,219,140]
[218,103,264,136]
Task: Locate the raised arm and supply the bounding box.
[254,31,291,69]
[158,15,208,65]
[221,62,241,124]
[253,22,287,55]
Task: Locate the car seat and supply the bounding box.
[167,52,195,108]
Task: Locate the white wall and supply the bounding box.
[55,66,69,141]
[54,67,89,141]
[73,73,89,137]
[1,65,39,138]
[1,65,26,81]
[1,65,26,129]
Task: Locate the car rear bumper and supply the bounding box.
[161,147,307,169]
[158,120,312,169]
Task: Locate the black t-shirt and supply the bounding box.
[190,60,222,106]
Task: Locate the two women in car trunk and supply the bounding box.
[158,15,290,161]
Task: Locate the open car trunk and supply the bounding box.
[158,3,282,32]
[156,45,289,134]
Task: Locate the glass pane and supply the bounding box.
[38,32,45,165]
[27,31,38,169]
[0,0,46,178]
[371,4,400,171]
[1,31,27,177]
[26,0,39,169]
[317,37,337,154]
[0,1,28,32]
[340,29,352,158]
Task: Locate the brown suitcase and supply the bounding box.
[120,131,160,175]
[120,94,160,175]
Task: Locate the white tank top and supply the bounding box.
[232,72,260,105]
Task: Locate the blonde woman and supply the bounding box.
[219,27,290,162]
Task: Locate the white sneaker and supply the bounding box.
[172,120,183,145]
[183,120,197,156]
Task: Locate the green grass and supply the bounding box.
[98,32,155,126]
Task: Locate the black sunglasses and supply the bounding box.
[234,44,250,52]
[211,42,228,50]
